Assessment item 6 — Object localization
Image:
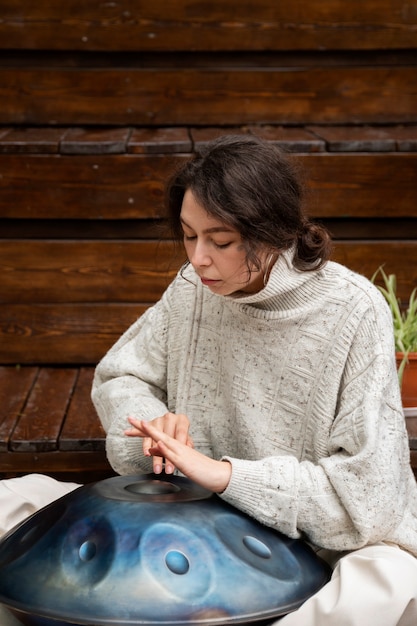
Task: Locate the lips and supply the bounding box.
[201,277,220,286]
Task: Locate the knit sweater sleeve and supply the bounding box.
[220,305,412,552]
[91,279,176,476]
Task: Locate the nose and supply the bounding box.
[189,240,212,267]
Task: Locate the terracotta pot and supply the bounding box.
[396,352,417,408]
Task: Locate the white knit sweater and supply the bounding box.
[92,250,417,556]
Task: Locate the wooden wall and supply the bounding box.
[0,1,416,365]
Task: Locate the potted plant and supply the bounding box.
[372,267,417,408]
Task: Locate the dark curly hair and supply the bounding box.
[166,134,332,272]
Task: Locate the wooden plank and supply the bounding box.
[5,238,417,305]
[298,153,417,219]
[0,366,38,452]
[4,216,413,242]
[60,127,131,155]
[308,125,417,153]
[324,219,417,241]
[0,153,185,219]
[60,367,107,452]
[10,368,78,452]
[0,126,192,156]
[306,126,397,152]
[248,126,325,153]
[0,218,168,240]
[0,242,417,365]
[0,303,148,364]
[0,240,183,303]
[0,62,416,126]
[0,127,65,154]
[1,126,414,159]
[387,126,417,152]
[0,1,415,51]
[0,450,112,475]
[406,416,417,450]
[331,241,417,300]
[191,125,327,154]
[128,128,192,154]
[0,129,11,141]
[1,152,417,219]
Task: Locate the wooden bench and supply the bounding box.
[0,366,111,482]
[1,124,417,481]
[0,0,417,482]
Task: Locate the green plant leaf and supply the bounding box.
[371,266,417,387]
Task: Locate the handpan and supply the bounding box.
[0,473,330,626]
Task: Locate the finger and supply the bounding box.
[172,413,191,446]
[161,412,178,438]
[142,433,165,475]
[141,419,182,474]
[148,441,179,474]
[140,421,184,473]
[142,436,154,455]
[125,421,162,468]
[159,415,178,473]
[125,417,146,436]
[146,440,164,474]
[139,420,170,445]
[124,418,164,472]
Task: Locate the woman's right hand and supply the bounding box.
[125,412,194,474]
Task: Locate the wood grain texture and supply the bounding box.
[10,368,78,452]
[0,60,416,126]
[0,242,416,364]
[2,239,417,306]
[299,153,417,219]
[0,153,184,219]
[0,240,183,303]
[0,1,415,51]
[1,0,416,479]
[1,152,416,219]
[60,367,107,451]
[0,450,112,478]
[0,304,148,364]
[0,366,38,451]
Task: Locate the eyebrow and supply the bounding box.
[180,216,234,235]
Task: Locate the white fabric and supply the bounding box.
[0,605,22,626]
[0,475,80,625]
[0,473,80,538]
[92,252,417,557]
[278,543,417,626]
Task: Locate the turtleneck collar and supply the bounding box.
[221,248,332,313]
[184,248,335,315]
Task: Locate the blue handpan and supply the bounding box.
[0,474,330,625]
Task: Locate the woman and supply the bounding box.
[92,134,417,625]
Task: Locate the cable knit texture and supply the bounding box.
[92,250,417,556]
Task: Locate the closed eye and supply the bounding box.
[214,241,232,249]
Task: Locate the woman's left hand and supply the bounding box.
[126,418,232,493]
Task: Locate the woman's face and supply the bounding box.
[180,189,267,296]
